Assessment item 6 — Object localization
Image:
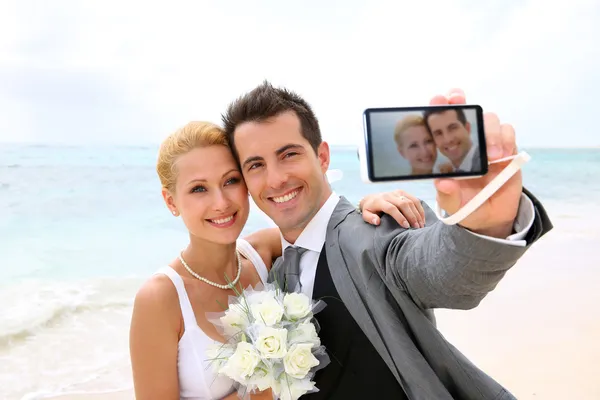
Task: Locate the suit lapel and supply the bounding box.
[267,256,286,289]
[324,198,404,386]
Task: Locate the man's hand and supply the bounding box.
[360,190,426,229]
[430,89,522,238]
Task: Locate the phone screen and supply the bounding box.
[363,105,487,182]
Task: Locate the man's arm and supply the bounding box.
[373,190,551,310]
[244,228,282,270]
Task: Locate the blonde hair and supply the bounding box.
[157,121,229,192]
[393,115,426,147]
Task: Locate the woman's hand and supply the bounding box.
[222,388,273,399]
[359,190,426,229]
[250,388,274,399]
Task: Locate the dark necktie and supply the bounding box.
[276,246,308,293]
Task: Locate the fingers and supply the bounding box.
[484,112,503,161]
[429,88,466,106]
[361,200,411,229]
[384,192,422,228]
[403,201,424,228]
[433,178,462,215]
[382,203,413,229]
[429,95,448,105]
[500,123,517,157]
[395,191,426,226]
[361,208,383,226]
[447,88,466,104]
[361,194,424,229]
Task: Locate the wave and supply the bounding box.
[20,386,133,400]
[0,278,140,350]
[0,299,133,349]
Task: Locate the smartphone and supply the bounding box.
[359,104,488,183]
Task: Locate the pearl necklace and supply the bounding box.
[178,250,242,290]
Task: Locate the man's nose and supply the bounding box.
[266,166,288,189]
[443,130,454,142]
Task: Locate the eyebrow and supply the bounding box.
[241,144,304,168]
[187,168,239,185]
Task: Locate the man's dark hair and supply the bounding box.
[221,80,322,162]
[422,107,467,133]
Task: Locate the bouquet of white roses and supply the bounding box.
[205,282,329,400]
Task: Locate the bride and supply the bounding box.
[129,121,424,399]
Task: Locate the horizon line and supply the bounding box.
[0,141,599,150]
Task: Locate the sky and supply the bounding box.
[0,0,598,147]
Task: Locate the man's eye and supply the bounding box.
[248,162,262,171]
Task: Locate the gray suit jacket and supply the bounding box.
[270,189,552,399]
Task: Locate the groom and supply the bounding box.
[222,82,552,399]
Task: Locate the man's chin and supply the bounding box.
[271,213,310,235]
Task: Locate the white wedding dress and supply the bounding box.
[154,239,269,400]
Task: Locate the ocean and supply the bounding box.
[1,144,599,399]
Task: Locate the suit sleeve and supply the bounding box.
[374,189,552,310]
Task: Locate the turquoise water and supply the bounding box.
[0,144,599,398]
[2,144,598,283]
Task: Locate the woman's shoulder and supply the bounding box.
[133,267,181,316]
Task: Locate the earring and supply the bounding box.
[172,210,178,216]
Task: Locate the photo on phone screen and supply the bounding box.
[362,105,488,182]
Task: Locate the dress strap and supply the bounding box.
[236,239,269,283]
[155,266,197,330]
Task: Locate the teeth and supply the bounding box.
[272,190,299,204]
[210,215,234,225]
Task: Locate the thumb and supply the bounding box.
[434,178,462,214]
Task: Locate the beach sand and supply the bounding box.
[31,218,600,400]
[435,225,600,400]
[40,393,132,400]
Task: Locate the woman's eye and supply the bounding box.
[225,177,240,185]
[191,186,206,193]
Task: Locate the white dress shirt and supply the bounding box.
[434,142,478,173]
[280,191,535,298]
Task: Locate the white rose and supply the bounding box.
[274,376,316,400]
[250,296,284,326]
[283,343,320,379]
[246,362,276,391]
[287,321,320,348]
[205,342,235,372]
[219,342,261,383]
[220,302,249,336]
[283,293,312,320]
[245,290,271,306]
[255,326,288,359]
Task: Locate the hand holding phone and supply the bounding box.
[359,104,487,183]
[430,91,523,238]
[360,89,525,238]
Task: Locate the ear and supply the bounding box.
[162,188,179,216]
[465,121,471,133]
[317,141,330,174]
